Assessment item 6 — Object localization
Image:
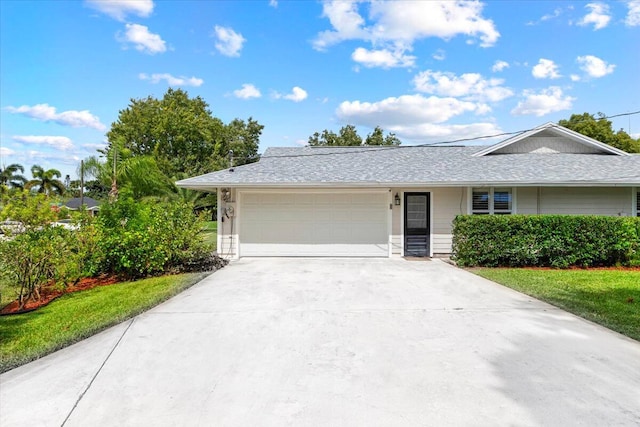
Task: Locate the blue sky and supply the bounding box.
[1,0,639,180]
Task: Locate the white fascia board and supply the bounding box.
[178,181,640,191]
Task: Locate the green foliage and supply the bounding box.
[559,112,640,153]
[365,126,401,146]
[452,215,640,268]
[93,194,215,279]
[107,88,262,178]
[308,125,401,146]
[25,165,66,196]
[0,226,85,309]
[84,179,110,200]
[1,191,57,228]
[0,163,27,192]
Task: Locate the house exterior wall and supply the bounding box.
[516,187,632,217]
[390,187,467,256]
[218,188,238,258]
[216,185,633,258]
[492,137,603,154]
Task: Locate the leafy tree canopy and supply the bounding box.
[558,112,640,153]
[308,125,401,146]
[25,165,65,196]
[107,88,263,178]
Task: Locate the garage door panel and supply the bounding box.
[239,192,389,257]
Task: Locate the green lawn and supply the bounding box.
[201,221,217,249]
[0,272,210,373]
[475,268,640,341]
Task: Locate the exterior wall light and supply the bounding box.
[394,193,401,206]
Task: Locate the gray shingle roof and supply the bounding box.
[176,145,640,189]
[64,197,100,209]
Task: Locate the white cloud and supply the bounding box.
[233,84,261,99]
[12,135,74,150]
[273,87,308,102]
[313,1,368,50]
[85,0,154,21]
[280,86,308,102]
[626,0,640,26]
[313,1,499,67]
[213,25,245,57]
[370,1,499,47]
[118,23,166,54]
[570,74,581,82]
[577,3,611,30]
[576,55,615,78]
[511,87,575,117]
[412,70,513,102]
[492,60,509,72]
[82,142,107,150]
[6,103,106,131]
[0,147,15,156]
[532,58,561,79]
[383,122,503,143]
[336,94,481,127]
[432,49,446,61]
[351,47,415,68]
[527,7,562,25]
[269,0,278,8]
[139,73,203,87]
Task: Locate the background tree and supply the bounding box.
[0,164,27,192]
[308,125,402,146]
[558,113,640,153]
[82,140,173,200]
[365,126,401,146]
[25,165,65,196]
[107,88,263,178]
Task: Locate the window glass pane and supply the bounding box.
[493,189,512,212]
[407,195,427,228]
[472,189,489,212]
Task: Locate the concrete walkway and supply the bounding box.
[2,258,639,426]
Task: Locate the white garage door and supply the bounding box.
[239,192,389,257]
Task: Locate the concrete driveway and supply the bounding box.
[2,258,639,426]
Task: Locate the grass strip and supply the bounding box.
[475,268,640,341]
[201,221,218,249]
[0,272,210,373]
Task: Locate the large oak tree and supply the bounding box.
[559,113,640,153]
[107,88,263,178]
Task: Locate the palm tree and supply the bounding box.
[82,145,173,200]
[25,165,66,196]
[0,163,27,190]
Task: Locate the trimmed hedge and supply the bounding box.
[452,215,640,268]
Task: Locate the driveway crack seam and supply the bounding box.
[60,318,136,427]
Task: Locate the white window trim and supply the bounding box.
[468,187,516,215]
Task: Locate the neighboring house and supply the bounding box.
[177,123,640,259]
[64,197,100,215]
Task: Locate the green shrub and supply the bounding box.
[92,195,215,279]
[0,227,85,309]
[452,215,640,268]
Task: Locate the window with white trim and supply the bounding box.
[472,188,513,215]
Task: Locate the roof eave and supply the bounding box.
[177,180,640,191]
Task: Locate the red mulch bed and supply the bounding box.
[0,275,119,315]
